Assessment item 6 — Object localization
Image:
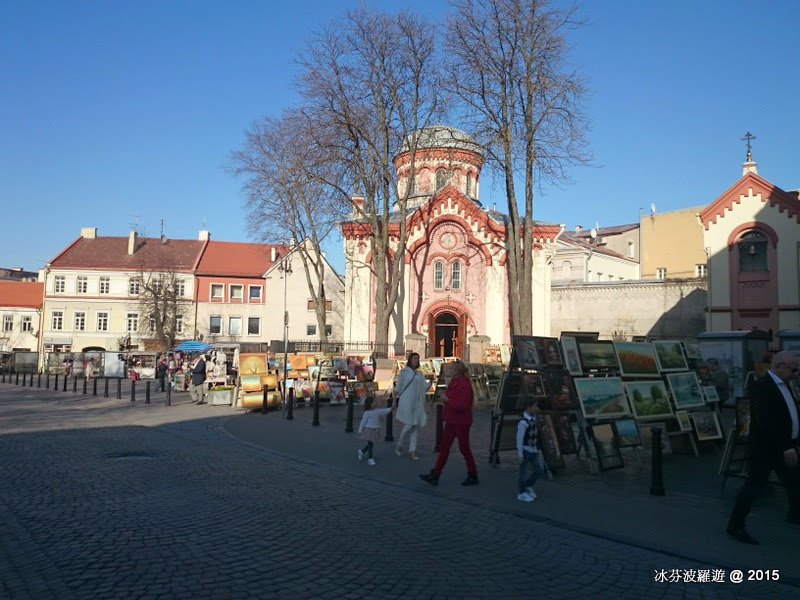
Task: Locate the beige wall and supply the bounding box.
[640,207,707,279]
[0,307,40,351]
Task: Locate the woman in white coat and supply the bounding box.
[394,352,428,460]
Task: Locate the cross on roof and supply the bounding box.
[741,131,756,161]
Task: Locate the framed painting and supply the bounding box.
[546,411,578,455]
[577,340,618,371]
[735,396,750,439]
[495,371,526,413]
[329,381,345,404]
[513,336,543,370]
[544,368,578,411]
[666,372,705,409]
[613,342,660,377]
[523,372,546,398]
[574,376,630,419]
[591,422,624,471]
[560,336,583,375]
[652,340,689,372]
[675,410,692,432]
[638,421,672,455]
[682,341,702,360]
[539,413,566,471]
[702,385,720,404]
[431,358,444,376]
[289,354,308,370]
[487,382,500,402]
[483,362,504,380]
[692,411,723,441]
[482,345,502,363]
[332,357,348,372]
[499,345,512,367]
[612,417,641,447]
[396,360,407,371]
[543,337,563,366]
[624,380,673,419]
[418,360,435,375]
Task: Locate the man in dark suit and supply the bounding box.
[727,351,800,544]
[189,355,207,405]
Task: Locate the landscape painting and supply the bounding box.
[666,372,705,409]
[692,411,723,441]
[560,336,583,375]
[624,380,673,419]
[613,342,659,377]
[612,417,641,447]
[577,340,618,370]
[652,340,689,372]
[574,377,630,419]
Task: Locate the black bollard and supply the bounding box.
[63,374,68,392]
[92,377,97,396]
[1,370,4,383]
[345,393,354,433]
[165,381,171,406]
[116,378,122,399]
[145,381,150,404]
[15,372,20,385]
[29,373,34,387]
[130,379,136,402]
[82,377,87,395]
[22,372,27,386]
[435,403,444,452]
[286,385,294,421]
[312,390,320,426]
[72,376,78,393]
[650,427,666,496]
[54,373,59,390]
[384,397,394,441]
[262,384,269,414]
[104,378,109,398]
[46,373,50,389]
[37,373,41,388]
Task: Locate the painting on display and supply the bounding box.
[692,411,723,441]
[289,354,309,370]
[499,345,512,367]
[542,338,563,366]
[675,410,692,432]
[612,417,641,447]
[431,358,444,376]
[702,386,720,404]
[624,380,673,419]
[495,372,526,413]
[613,342,660,377]
[483,363,504,380]
[523,373,546,398]
[652,341,689,372]
[735,397,750,439]
[545,411,578,455]
[544,368,578,411]
[560,336,583,375]
[574,377,630,419]
[332,357,349,372]
[591,422,624,471]
[666,372,705,409]
[576,341,618,371]
[239,353,269,376]
[513,336,544,370]
[539,413,565,471]
[482,345,502,363]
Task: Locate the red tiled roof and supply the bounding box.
[196,241,288,276]
[0,281,44,308]
[48,236,206,271]
[700,171,800,228]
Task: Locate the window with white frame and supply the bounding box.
[97,312,109,332]
[229,316,242,336]
[434,261,444,290]
[176,316,184,334]
[99,276,110,294]
[695,264,707,278]
[248,285,262,301]
[126,313,139,332]
[230,284,243,300]
[247,317,260,335]
[627,241,635,259]
[129,278,141,295]
[2,315,12,332]
[52,310,64,330]
[175,279,186,297]
[21,316,32,332]
[149,318,157,333]
[76,276,88,294]
[209,316,222,334]
[561,261,573,279]
[54,276,65,293]
[656,268,667,280]
[307,324,317,336]
[325,324,332,336]
[451,261,462,290]
[74,311,86,331]
[211,284,224,299]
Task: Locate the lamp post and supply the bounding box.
[279,254,293,419]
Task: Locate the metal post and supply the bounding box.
[116,378,121,399]
[286,384,294,421]
[63,374,67,392]
[72,376,77,393]
[15,372,20,385]
[104,378,109,398]
[384,397,394,441]
[262,384,269,414]
[54,373,59,390]
[312,389,320,426]
[130,379,136,402]
[280,254,292,420]
[650,427,665,496]
[82,377,87,394]
[165,381,171,406]
[46,373,50,389]
[37,373,41,388]
[435,403,444,452]
[145,381,151,404]
[345,392,354,433]
[92,377,97,396]
[22,372,27,386]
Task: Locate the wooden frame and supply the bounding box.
[543,337,563,366]
[513,336,544,370]
[560,336,583,375]
[576,340,618,370]
[624,380,673,419]
[692,411,723,441]
[574,376,630,419]
[612,417,641,447]
[666,371,705,409]
[539,413,566,470]
[591,422,624,471]
[613,341,660,377]
[652,340,689,372]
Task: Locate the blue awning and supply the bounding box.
[173,340,211,352]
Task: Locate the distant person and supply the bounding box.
[516,399,545,502]
[84,358,95,382]
[707,358,730,405]
[189,354,207,404]
[357,396,393,466]
[419,360,479,486]
[394,352,428,460]
[726,351,800,544]
[156,357,168,392]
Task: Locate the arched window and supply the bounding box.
[433,261,444,290]
[451,261,462,290]
[435,168,451,191]
[561,260,572,279]
[738,230,768,272]
[465,173,473,196]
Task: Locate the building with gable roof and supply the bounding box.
[341,125,562,357]
[0,281,44,352]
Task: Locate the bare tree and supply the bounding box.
[294,6,442,352]
[446,0,591,335]
[230,109,344,346]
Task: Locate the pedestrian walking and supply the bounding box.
[189,354,207,404]
[156,356,168,392]
[394,352,428,460]
[419,360,478,486]
[357,396,393,466]
[84,357,95,382]
[516,399,545,502]
[726,351,800,544]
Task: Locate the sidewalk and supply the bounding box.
[222,399,800,584]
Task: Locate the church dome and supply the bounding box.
[397,125,483,157]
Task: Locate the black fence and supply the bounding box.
[273,340,408,359]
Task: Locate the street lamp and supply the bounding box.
[278,253,293,419]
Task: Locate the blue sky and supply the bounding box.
[2,0,798,275]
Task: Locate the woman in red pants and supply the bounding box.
[419,360,478,486]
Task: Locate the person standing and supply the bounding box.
[84,357,95,383]
[516,399,545,502]
[156,356,168,392]
[189,355,207,404]
[419,361,479,486]
[707,358,730,405]
[394,352,428,460]
[726,351,800,544]
[357,396,394,466]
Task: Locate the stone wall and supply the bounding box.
[551,279,707,340]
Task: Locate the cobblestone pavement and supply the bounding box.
[0,381,797,599]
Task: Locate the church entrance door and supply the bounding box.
[432,311,462,358]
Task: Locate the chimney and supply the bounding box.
[574,225,583,232]
[350,195,365,218]
[81,227,97,239]
[128,231,137,255]
[198,230,210,241]
[270,247,277,262]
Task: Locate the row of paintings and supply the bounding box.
[574,373,718,420]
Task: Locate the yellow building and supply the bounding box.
[640,206,707,280]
